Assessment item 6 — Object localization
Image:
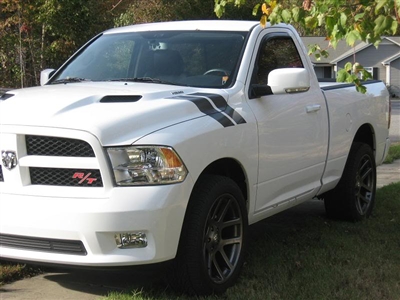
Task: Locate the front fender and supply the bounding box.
[134,116,258,188]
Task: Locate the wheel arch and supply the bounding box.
[352,123,375,154]
[199,158,249,208]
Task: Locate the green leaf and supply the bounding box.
[330,24,340,40]
[305,16,318,28]
[337,69,350,82]
[361,69,372,80]
[214,4,223,18]
[348,74,358,83]
[281,9,291,23]
[340,12,347,27]
[330,38,339,49]
[397,0,400,16]
[375,0,389,14]
[391,19,398,35]
[326,16,335,30]
[307,44,318,55]
[320,50,329,58]
[269,11,281,25]
[318,4,329,14]
[354,13,365,21]
[317,13,325,26]
[374,15,392,35]
[373,38,382,47]
[234,0,245,6]
[292,7,300,22]
[356,85,367,94]
[344,62,353,72]
[253,4,260,16]
[346,30,361,47]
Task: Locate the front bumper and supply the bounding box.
[0,179,193,267]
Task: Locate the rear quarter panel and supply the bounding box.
[319,81,389,193]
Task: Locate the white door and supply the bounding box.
[246,31,329,213]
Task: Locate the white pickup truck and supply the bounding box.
[0,20,391,295]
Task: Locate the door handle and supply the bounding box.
[306,104,321,113]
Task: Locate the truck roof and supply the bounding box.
[104,20,261,34]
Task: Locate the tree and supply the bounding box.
[0,0,125,88]
[215,0,400,93]
[114,0,259,27]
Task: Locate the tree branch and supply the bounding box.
[111,0,123,12]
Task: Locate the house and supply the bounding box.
[301,36,400,97]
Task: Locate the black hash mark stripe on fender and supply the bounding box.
[172,95,235,127]
[190,93,247,125]
[223,106,247,125]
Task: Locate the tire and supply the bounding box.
[324,142,376,221]
[168,175,248,295]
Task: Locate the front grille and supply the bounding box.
[30,168,103,187]
[0,233,87,256]
[26,135,95,157]
[0,165,4,182]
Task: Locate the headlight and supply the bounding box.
[107,146,188,186]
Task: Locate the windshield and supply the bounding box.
[50,30,248,88]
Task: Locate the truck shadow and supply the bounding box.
[42,265,167,297]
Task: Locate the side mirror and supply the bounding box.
[268,68,310,95]
[250,84,273,98]
[40,69,56,86]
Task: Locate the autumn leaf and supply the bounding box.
[262,3,268,14]
[270,0,277,11]
[260,14,267,28]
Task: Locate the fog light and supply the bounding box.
[115,232,147,249]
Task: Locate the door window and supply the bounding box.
[252,35,303,85]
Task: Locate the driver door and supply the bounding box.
[247,30,329,214]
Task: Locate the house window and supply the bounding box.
[356,66,378,80]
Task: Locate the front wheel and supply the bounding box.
[324,142,376,221]
[169,175,248,295]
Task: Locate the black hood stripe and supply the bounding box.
[191,92,227,110]
[191,93,247,125]
[170,93,246,128]
[172,95,235,127]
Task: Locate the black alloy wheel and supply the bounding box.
[324,142,376,221]
[169,175,248,295]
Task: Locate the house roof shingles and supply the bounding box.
[301,36,400,65]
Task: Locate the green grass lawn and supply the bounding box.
[102,182,400,300]
[384,142,400,164]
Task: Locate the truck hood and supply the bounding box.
[0,82,228,146]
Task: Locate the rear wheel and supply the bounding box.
[169,175,248,295]
[324,142,376,221]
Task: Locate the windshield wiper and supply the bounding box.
[51,77,90,84]
[110,77,183,86]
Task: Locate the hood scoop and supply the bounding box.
[100,95,142,103]
[0,93,15,101]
